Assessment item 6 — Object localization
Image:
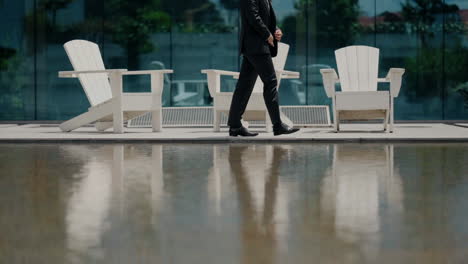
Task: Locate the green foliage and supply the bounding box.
[402,0,459,25]
[374,12,406,33]
[447,46,468,108]
[21,0,227,70]
[220,0,238,11]
[107,7,171,53]
[404,46,468,103]
[454,83,468,108]
[0,47,16,71]
[23,0,77,54]
[281,0,361,49]
[36,0,75,27]
[162,0,225,32]
[0,52,32,119]
[101,0,171,68]
[404,48,443,99]
[38,0,74,13]
[401,0,460,47]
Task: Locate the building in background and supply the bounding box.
[1,0,468,121]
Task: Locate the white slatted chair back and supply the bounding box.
[335,45,379,92]
[252,43,290,93]
[64,40,113,106]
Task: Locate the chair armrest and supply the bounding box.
[233,70,300,80]
[201,69,240,77]
[379,68,405,97]
[277,70,300,79]
[201,69,240,97]
[58,69,127,78]
[320,69,339,98]
[122,70,173,75]
[122,70,174,95]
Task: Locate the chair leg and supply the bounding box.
[60,106,110,132]
[332,98,339,133]
[334,112,340,133]
[383,110,390,133]
[152,109,162,132]
[213,110,220,132]
[389,116,394,133]
[389,98,395,133]
[113,109,124,134]
[110,72,124,134]
[265,112,272,133]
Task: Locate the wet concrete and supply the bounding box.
[1,143,468,263]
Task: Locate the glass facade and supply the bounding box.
[1,0,468,121]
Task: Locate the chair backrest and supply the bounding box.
[335,45,379,92]
[64,40,113,106]
[252,42,290,93]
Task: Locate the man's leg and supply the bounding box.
[244,54,281,126]
[227,56,258,128]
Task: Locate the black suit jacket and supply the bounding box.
[239,0,278,57]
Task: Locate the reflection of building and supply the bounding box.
[360,9,468,29]
[320,144,403,262]
[458,10,468,26]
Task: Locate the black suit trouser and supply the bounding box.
[227,54,281,128]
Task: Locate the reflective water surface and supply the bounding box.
[1,143,468,263]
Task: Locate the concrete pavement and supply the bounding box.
[0,123,467,143]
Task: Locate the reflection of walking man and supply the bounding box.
[228,145,284,263]
[228,0,299,137]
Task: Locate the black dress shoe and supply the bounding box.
[229,126,259,137]
[273,123,300,136]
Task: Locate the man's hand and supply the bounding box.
[275,28,283,41]
[267,34,274,47]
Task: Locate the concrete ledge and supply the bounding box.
[0,123,467,143]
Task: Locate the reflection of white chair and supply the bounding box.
[202,43,300,132]
[208,145,229,216]
[64,144,166,260]
[65,145,113,257]
[59,40,173,133]
[320,144,403,259]
[320,46,405,132]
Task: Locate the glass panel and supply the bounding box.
[377,0,445,120]
[273,0,307,106]
[444,0,468,119]
[0,0,35,120]
[35,0,105,120]
[168,0,238,106]
[103,0,171,104]
[2,0,468,121]
[305,0,376,119]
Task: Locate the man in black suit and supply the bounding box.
[227,0,300,137]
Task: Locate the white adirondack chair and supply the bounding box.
[202,43,300,132]
[320,45,405,132]
[59,40,173,133]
